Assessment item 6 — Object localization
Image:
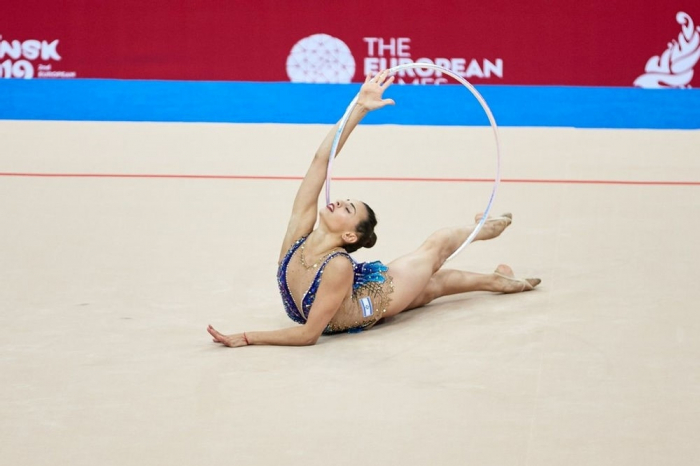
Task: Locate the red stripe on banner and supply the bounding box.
[0,172,698,186]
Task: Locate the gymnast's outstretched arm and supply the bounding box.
[278,70,395,260]
[208,256,353,347]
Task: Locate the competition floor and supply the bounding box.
[1,121,699,466]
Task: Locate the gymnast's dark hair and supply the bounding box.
[344,202,378,254]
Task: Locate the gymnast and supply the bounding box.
[207,69,540,348]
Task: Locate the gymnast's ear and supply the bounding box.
[341,231,358,245]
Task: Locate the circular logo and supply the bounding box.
[286,34,356,83]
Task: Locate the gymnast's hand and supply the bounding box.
[357,69,395,111]
[207,324,247,348]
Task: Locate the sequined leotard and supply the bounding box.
[277,236,394,334]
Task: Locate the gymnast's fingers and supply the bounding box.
[382,75,395,89]
[207,326,223,340]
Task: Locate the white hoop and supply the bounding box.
[325,63,502,261]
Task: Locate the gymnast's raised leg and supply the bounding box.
[384,214,540,318]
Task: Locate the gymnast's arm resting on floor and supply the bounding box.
[208,258,354,347]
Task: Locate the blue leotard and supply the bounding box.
[277,236,393,334]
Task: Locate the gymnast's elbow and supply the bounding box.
[300,327,322,346]
[311,151,328,165]
[301,333,320,346]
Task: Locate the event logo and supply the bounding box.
[0,35,76,79]
[634,12,700,88]
[362,37,503,85]
[286,34,356,83]
[287,34,503,85]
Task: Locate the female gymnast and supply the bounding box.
[207,69,540,348]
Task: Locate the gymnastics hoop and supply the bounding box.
[325,62,502,261]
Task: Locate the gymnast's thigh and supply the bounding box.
[384,251,436,318]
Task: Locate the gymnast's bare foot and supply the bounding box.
[492,264,541,293]
[474,213,513,241]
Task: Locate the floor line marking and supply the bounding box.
[0,172,698,186]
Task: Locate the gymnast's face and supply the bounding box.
[321,198,368,236]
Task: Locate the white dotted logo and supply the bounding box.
[286,34,356,83]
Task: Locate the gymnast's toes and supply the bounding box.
[493,264,541,293]
[475,213,512,240]
[475,212,512,225]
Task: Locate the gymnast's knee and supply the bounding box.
[423,231,454,266]
[417,244,445,273]
[412,278,441,308]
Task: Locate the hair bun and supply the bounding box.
[365,232,377,249]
